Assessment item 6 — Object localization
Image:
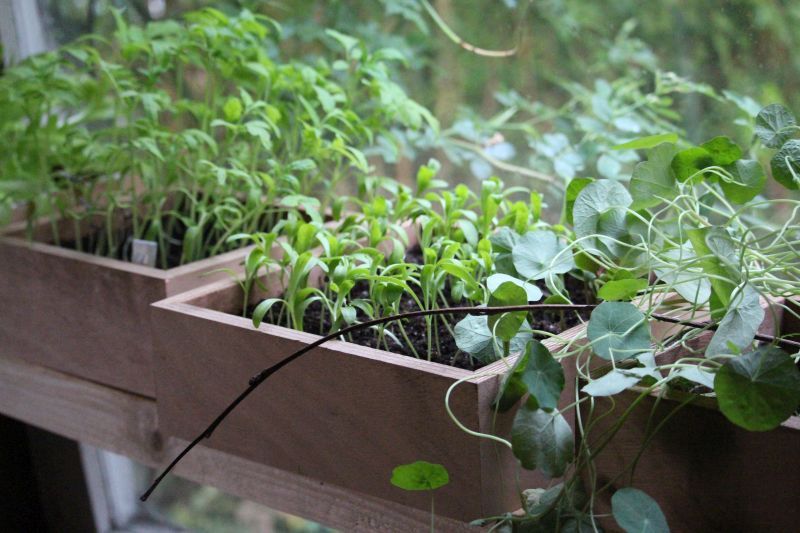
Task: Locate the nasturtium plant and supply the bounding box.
[511,230,576,281]
[686,227,740,313]
[612,487,670,533]
[719,159,766,204]
[654,248,712,306]
[390,461,450,491]
[511,400,573,477]
[586,302,651,361]
[598,278,649,301]
[670,136,742,184]
[573,179,632,258]
[519,341,564,411]
[629,142,677,210]
[488,281,529,342]
[613,132,678,151]
[752,104,800,190]
[755,103,797,148]
[705,285,765,357]
[391,460,450,533]
[486,273,543,302]
[562,177,594,225]
[771,140,800,190]
[715,346,800,431]
[454,314,531,364]
[494,349,532,412]
[582,368,647,397]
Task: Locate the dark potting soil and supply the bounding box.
[256,247,594,371]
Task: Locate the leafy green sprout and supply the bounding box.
[390,460,450,533]
[1,8,431,268]
[440,112,800,530]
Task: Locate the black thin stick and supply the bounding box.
[140,303,799,501]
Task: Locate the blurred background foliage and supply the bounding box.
[34,0,799,210]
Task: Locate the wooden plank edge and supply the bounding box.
[0,355,477,532]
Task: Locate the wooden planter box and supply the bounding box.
[0,219,251,397]
[579,298,800,533]
[150,271,587,522]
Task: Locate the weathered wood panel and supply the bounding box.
[151,277,589,521]
[0,226,249,397]
[0,355,475,532]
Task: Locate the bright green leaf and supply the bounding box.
[252,298,282,328]
[700,136,742,166]
[390,461,450,491]
[487,273,543,302]
[598,278,649,301]
[563,177,594,225]
[488,281,528,342]
[613,133,678,151]
[671,146,714,182]
[223,97,243,122]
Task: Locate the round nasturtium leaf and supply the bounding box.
[770,139,800,190]
[714,346,800,431]
[563,177,595,225]
[573,180,632,258]
[611,487,670,533]
[628,143,678,210]
[670,146,714,182]
[720,159,766,204]
[488,281,529,342]
[453,314,531,364]
[700,136,742,166]
[390,461,450,491]
[755,103,797,149]
[587,302,651,361]
[511,402,573,477]
[520,340,564,411]
[511,230,575,280]
[487,273,543,302]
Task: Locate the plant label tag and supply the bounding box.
[132,239,158,267]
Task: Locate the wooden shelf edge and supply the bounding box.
[0,355,476,532]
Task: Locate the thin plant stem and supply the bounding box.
[139,303,796,500]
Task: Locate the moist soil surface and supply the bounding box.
[256,247,594,371]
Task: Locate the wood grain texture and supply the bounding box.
[0,214,415,397]
[583,390,800,533]
[0,226,250,397]
[0,355,475,532]
[151,276,589,522]
[578,297,800,533]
